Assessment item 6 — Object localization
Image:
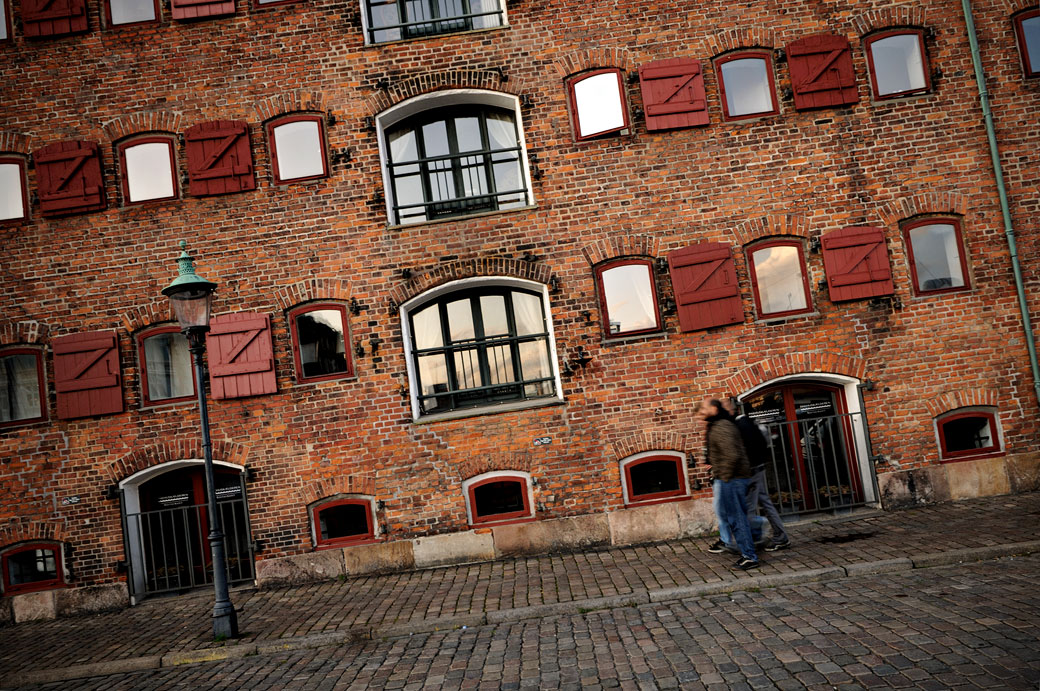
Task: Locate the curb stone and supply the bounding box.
[5,542,1040,687]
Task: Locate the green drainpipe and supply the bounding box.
[961,0,1040,410]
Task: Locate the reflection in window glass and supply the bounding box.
[0,353,42,423]
[908,223,965,292]
[273,120,325,181]
[751,245,808,315]
[366,0,504,43]
[295,309,348,379]
[143,331,194,402]
[720,57,774,117]
[941,416,993,454]
[109,0,155,24]
[1020,14,1040,75]
[572,72,626,138]
[600,263,658,335]
[6,548,57,585]
[870,33,927,96]
[0,162,24,221]
[125,142,175,203]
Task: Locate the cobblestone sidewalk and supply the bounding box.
[2,493,1039,687]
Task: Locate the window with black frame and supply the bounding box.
[365,0,503,43]
[385,105,528,225]
[408,286,556,415]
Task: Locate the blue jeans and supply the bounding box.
[714,480,765,548]
[714,478,758,560]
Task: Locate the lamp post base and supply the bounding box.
[213,608,239,640]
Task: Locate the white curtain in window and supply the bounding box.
[0,354,41,422]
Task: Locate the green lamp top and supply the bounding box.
[161,240,217,297]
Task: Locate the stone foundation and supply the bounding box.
[878,451,1040,510]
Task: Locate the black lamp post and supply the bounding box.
[162,241,239,639]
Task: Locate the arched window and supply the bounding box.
[903,217,970,295]
[1015,9,1040,77]
[288,303,353,382]
[0,347,47,427]
[118,135,179,205]
[746,239,812,318]
[620,452,688,506]
[567,68,630,140]
[383,102,529,225]
[463,472,533,525]
[311,497,376,547]
[936,408,1002,461]
[2,542,63,595]
[864,29,931,99]
[715,51,779,120]
[265,114,329,185]
[402,279,559,420]
[137,325,195,406]
[594,258,661,338]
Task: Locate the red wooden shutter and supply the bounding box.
[638,58,709,131]
[184,120,256,197]
[53,331,123,419]
[21,0,87,38]
[170,0,234,21]
[787,34,858,110]
[667,243,744,332]
[820,226,894,302]
[33,141,106,216]
[206,313,276,400]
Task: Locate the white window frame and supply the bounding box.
[399,276,563,422]
[376,89,535,227]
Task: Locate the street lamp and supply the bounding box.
[162,241,239,639]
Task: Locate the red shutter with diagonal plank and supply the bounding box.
[171,0,234,21]
[787,33,858,111]
[638,58,709,131]
[185,120,256,197]
[53,331,123,419]
[34,141,107,216]
[667,243,744,332]
[21,0,87,38]
[821,226,894,302]
[206,313,276,399]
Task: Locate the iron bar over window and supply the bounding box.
[366,0,503,43]
[385,105,528,225]
[408,286,555,415]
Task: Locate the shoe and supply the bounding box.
[735,557,760,571]
[764,537,790,552]
[707,540,727,554]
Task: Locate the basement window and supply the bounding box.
[464,472,533,525]
[621,452,688,505]
[1,543,63,595]
[936,409,1001,461]
[312,498,375,547]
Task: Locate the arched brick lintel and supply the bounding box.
[723,352,869,396]
[609,430,691,463]
[0,519,68,548]
[254,90,328,124]
[706,27,778,56]
[101,111,183,143]
[0,131,34,155]
[299,475,378,506]
[553,48,634,78]
[389,258,552,307]
[366,70,522,116]
[105,440,250,484]
[457,452,533,482]
[925,388,1001,418]
[850,5,929,36]
[733,214,811,247]
[581,235,659,266]
[0,320,51,346]
[879,191,970,228]
[275,278,354,312]
[121,300,174,335]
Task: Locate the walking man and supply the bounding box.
[723,397,791,551]
[700,397,759,570]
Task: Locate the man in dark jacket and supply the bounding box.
[700,398,759,570]
[724,398,790,551]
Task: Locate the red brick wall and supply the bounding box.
[1,0,1038,588]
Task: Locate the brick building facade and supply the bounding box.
[1,0,1038,621]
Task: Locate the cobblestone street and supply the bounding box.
[13,554,1040,690]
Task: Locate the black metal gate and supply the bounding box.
[123,475,254,599]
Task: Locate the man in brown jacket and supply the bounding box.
[701,397,759,570]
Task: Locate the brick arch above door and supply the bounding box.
[723,352,868,395]
[105,439,250,484]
